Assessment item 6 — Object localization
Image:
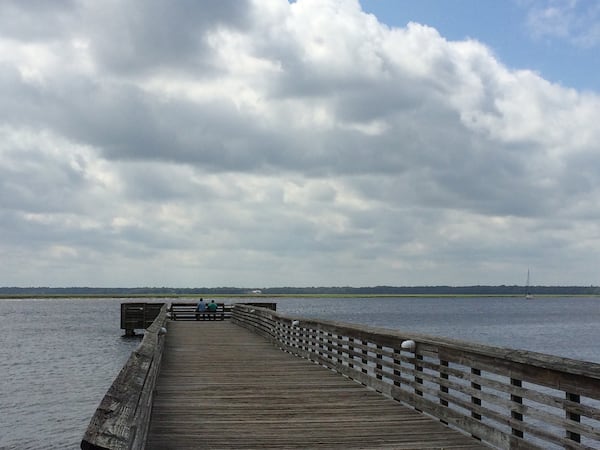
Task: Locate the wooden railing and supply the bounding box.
[232,305,600,450]
[120,302,164,336]
[169,302,230,320]
[81,304,169,450]
[166,302,276,320]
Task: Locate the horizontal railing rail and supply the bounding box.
[166,302,276,320]
[168,302,230,320]
[81,304,169,450]
[232,305,600,450]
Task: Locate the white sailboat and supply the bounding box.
[525,269,534,299]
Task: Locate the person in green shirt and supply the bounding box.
[207,299,218,320]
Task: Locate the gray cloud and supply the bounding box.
[83,0,253,75]
[1,0,599,286]
[0,0,79,42]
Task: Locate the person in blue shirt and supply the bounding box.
[195,298,206,320]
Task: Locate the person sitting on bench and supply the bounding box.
[195,298,206,320]
[207,299,218,320]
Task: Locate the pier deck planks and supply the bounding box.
[146,321,488,449]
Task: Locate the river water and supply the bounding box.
[1,296,599,449]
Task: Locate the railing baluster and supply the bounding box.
[414,353,424,412]
[282,320,288,350]
[440,360,449,425]
[376,344,383,381]
[393,348,402,389]
[304,326,310,354]
[471,367,482,441]
[326,332,333,361]
[415,354,424,397]
[287,322,293,351]
[565,392,581,445]
[362,339,369,376]
[511,378,524,439]
[295,323,301,353]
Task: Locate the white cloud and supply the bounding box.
[525,0,600,48]
[0,0,599,286]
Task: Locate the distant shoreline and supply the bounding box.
[2,292,600,300]
[2,285,600,299]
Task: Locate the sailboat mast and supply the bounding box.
[525,269,533,299]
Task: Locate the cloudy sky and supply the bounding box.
[1,0,599,288]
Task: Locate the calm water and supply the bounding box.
[1,296,599,449]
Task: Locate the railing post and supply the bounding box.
[362,340,369,377]
[301,326,307,354]
[275,319,282,347]
[511,378,524,439]
[290,324,300,353]
[394,347,402,389]
[565,392,581,445]
[414,354,424,412]
[318,329,324,358]
[337,334,343,365]
[280,320,288,350]
[279,319,285,348]
[440,360,449,425]
[285,320,292,350]
[376,345,383,381]
[471,367,482,440]
[284,321,291,350]
[303,326,309,354]
[348,337,355,369]
[415,354,424,397]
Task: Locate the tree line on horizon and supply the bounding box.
[1,285,599,296]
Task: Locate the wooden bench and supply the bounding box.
[169,302,228,321]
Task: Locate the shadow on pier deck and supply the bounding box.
[146,321,486,449]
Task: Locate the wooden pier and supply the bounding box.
[146,321,485,449]
[82,303,600,450]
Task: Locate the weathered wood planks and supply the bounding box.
[146,321,487,449]
[82,304,169,450]
[232,305,600,449]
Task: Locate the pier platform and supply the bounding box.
[146,321,487,449]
